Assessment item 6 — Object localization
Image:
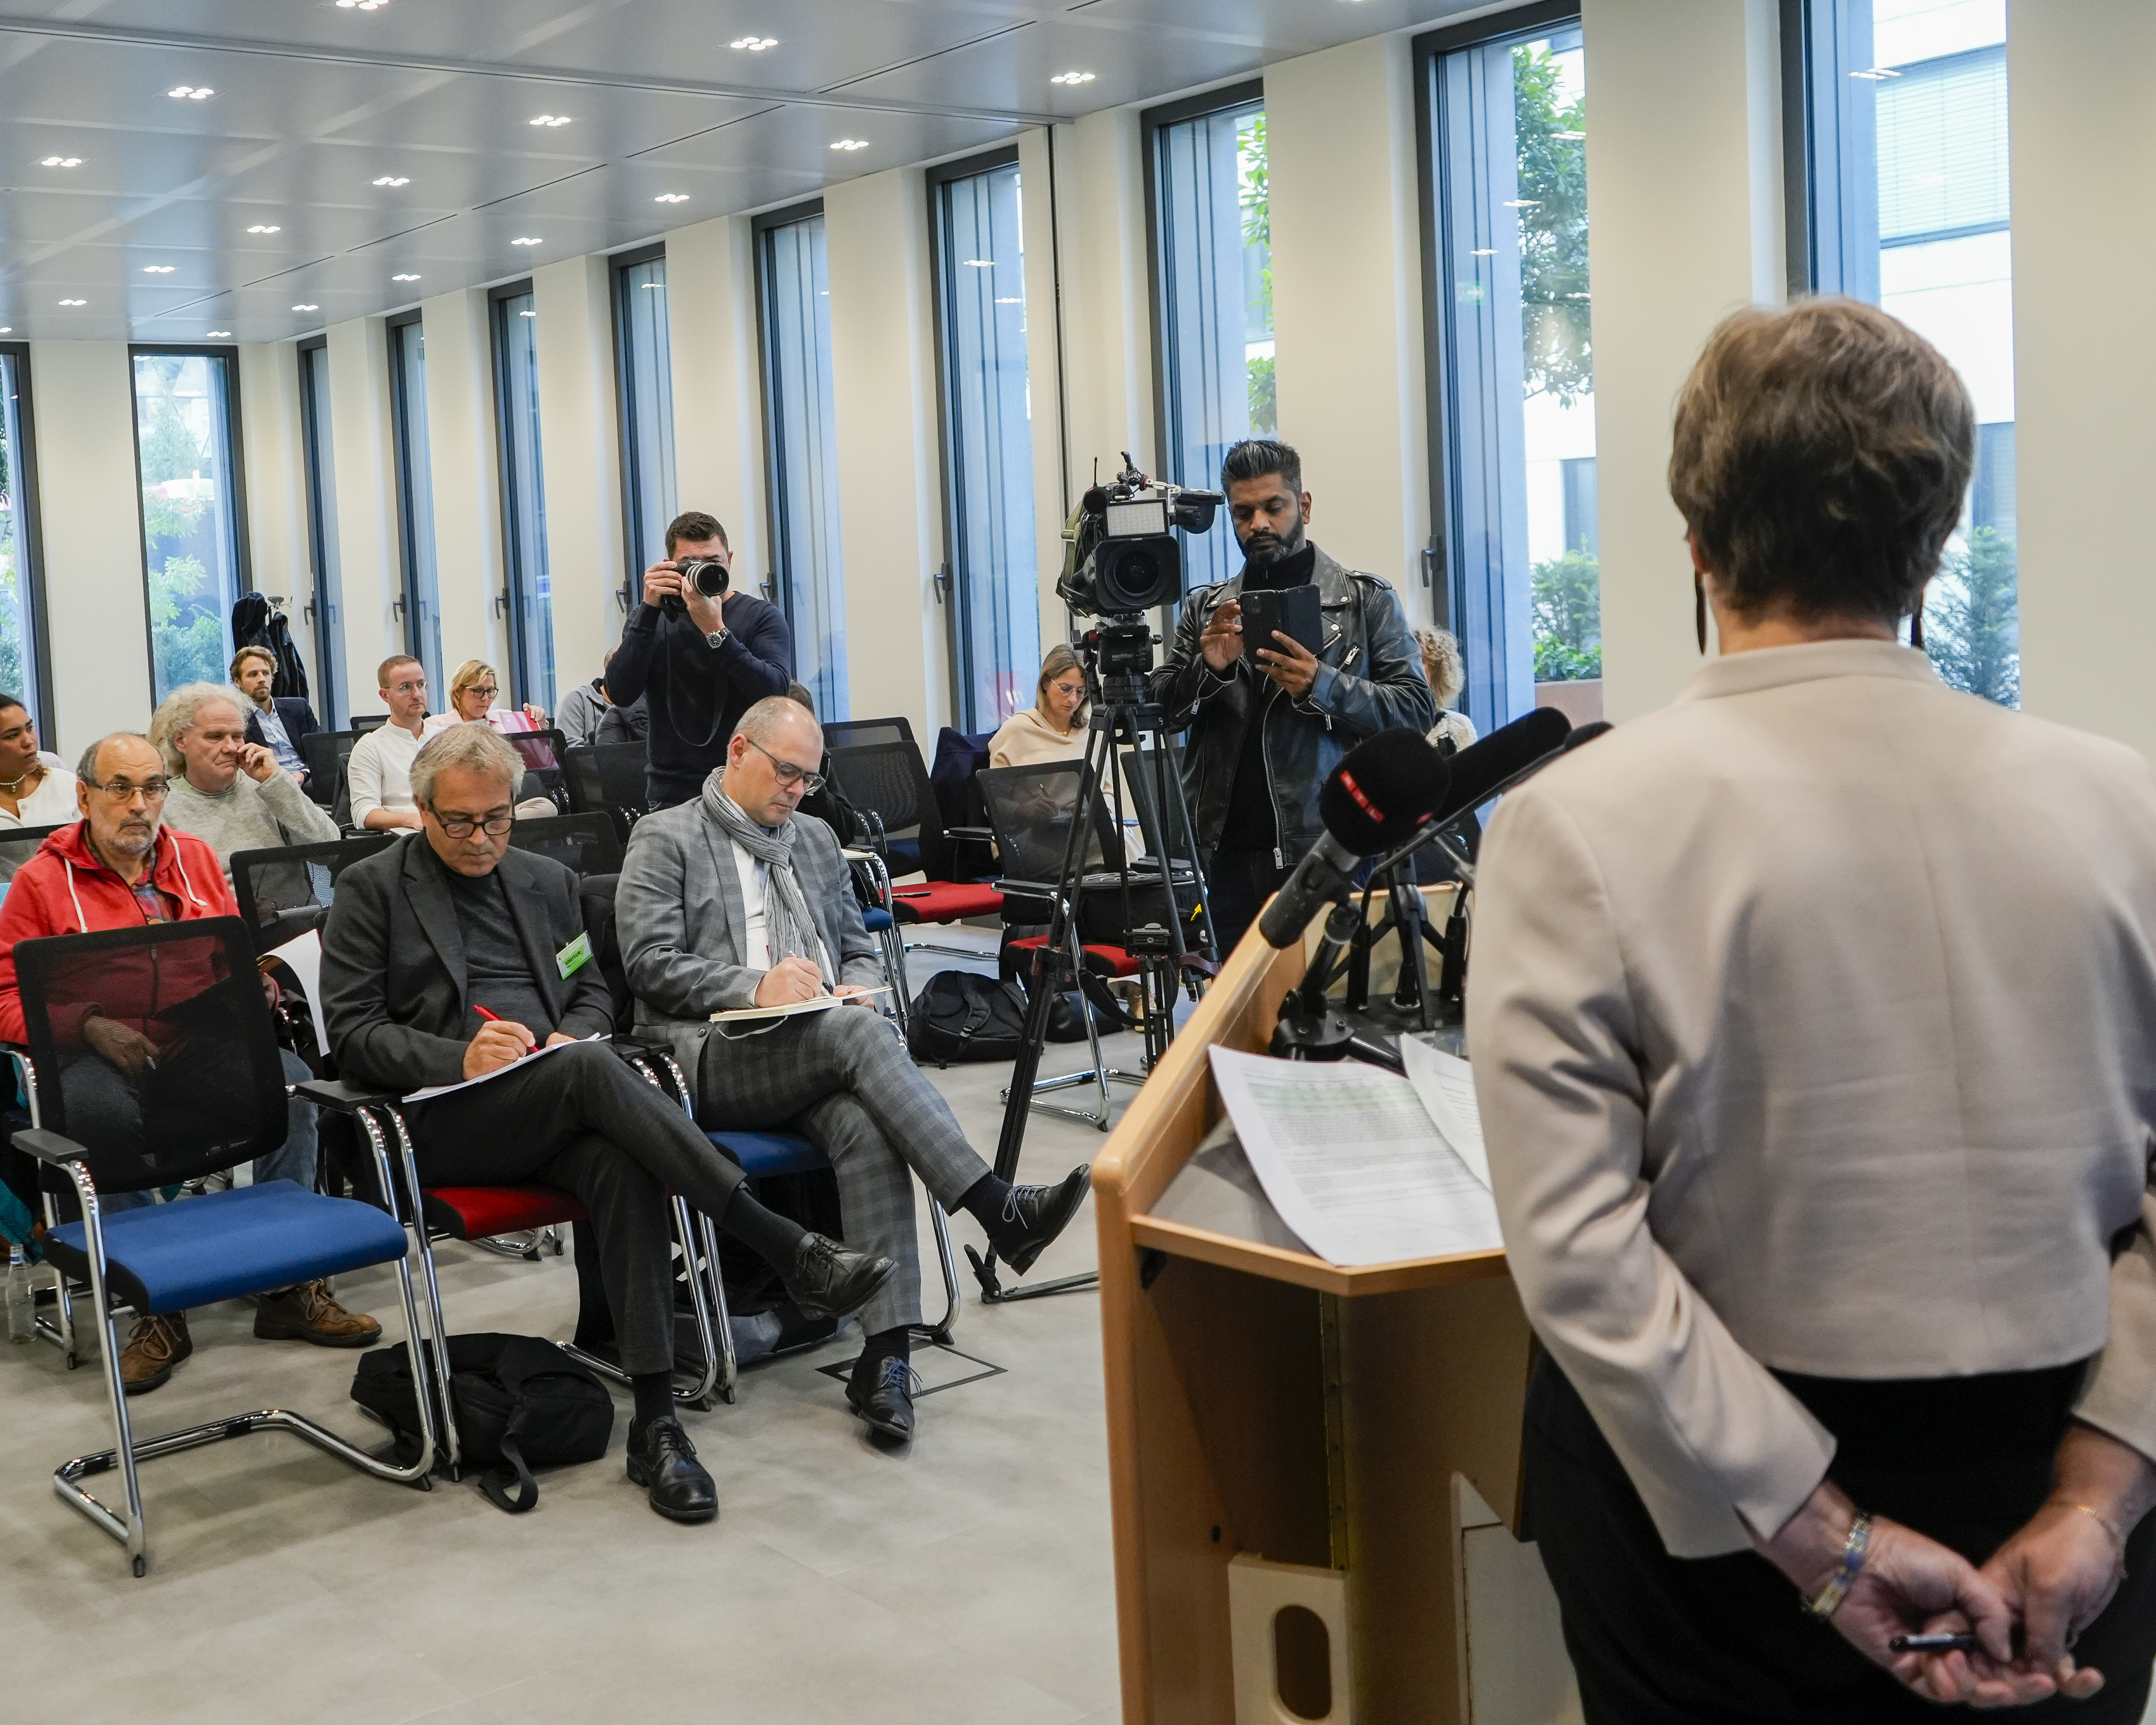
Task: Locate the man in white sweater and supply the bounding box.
[347,655,429,831]
[151,684,340,907]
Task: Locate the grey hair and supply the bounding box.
[147,682,248,774]
[1413,628,1466,710]
[76,732,156,786]
[736,694,820,751]
[410,722,521,808]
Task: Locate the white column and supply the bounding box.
[1268,31,1434,615]
[666,213,768,592]
[419,288,508,673]
[531,254,626,689]
[2009,0,2156,756]
[325,315,403,713]
[826,164,950,735]
[28,340,149,756]
[1061,108,1157,492]
[236,340,321,686]
[1581,0,1785,720]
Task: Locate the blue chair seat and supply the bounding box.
[706,1130,826,1180]
[862,906,893,933]
[45,1180,410,1316]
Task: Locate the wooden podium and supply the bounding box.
[1092,910,1539,1725]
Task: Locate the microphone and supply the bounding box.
[1258,730,1450,948]
[1423,705,1572,830]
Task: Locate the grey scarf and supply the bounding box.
[701,779,829,984]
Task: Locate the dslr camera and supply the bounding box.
[662,556,730,614]
[1057,455,1221,619]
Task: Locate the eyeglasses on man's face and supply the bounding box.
[429,807,514,838]
[743,736,825,794]
[95,778,169,803]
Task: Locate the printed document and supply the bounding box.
[1207,1047,1503,1266]
[404,1032,605,1105]
[1399,1036,1491,1189]
[265,929,329,1059]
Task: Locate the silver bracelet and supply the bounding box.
[1805,1510,1875,1618]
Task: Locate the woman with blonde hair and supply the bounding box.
[1414,627,1477,753]
[989,644,1090,769]
[422,660,548,735]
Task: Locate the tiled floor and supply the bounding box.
[0,930,1129,1725]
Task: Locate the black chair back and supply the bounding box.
[505,812,624,881]
[1117,742,1193,865]
[824,740,950,878]
[350,714,388,734]
[564,742,649,846]
[16,919,289,1193]
[300,730,358,816]
[502,727,570,813]
[823,717,916,752]
[976,763,1121,887]
[229,832,397,953]
[0,822,68,883]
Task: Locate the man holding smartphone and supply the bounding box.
[1152,438,1435,953]
[607,510,796,810]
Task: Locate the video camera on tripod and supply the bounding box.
[1057,455,1222,685]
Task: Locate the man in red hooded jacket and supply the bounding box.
[0,733,379,1392]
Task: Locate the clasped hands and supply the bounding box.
[1763,1425,2151,1708]
[1198,598,1320,699]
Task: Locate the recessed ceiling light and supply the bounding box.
[392,272,421,281]
[246,224,280,234]
[831,138,869,152]
[168,85,214,100]
[207,331,230,337]
[371,175,410,187]
[654,193,690,203]
[511,236,543,246]
[142,265,176,274]
[292,303,319,311]
[730,35,777,51]
[335,0,390,10]
[0,328,10,334]
[57,298,85,306]
[529,114,572,128]
[1049,71,1096,85]
[39,156,82,168]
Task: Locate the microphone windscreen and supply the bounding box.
[1432,706,1572,824]
[1317,729,1451,854]
[1082,486,1110,515]
[1563,720,1613,751]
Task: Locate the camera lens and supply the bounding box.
[680,557,729,599]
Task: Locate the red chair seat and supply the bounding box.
[422,1185,586,1241]
[1004,935,1140,979]
[888,881,1004,923]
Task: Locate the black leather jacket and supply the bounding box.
[1151,543,1436,865]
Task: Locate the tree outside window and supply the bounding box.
[133,353,241,699]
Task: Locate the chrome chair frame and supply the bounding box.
[843,845,913,1035]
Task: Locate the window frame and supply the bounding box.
[295,334,343,728]
[126,342,252,704]
[488,278,551,712]
[610,239,674,619]
[0,341,55,738]
[384,308,442,692]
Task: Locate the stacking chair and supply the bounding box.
[0,821,66,882]
[229,832,396,956]
[504,810,624,878]
[16,918,439,1576]
[502,727,571,815]
[350,714,388,734]
[564,741,652,846]
[825,739,1001,959]
[300,729,361,825]
[822,716,916,753]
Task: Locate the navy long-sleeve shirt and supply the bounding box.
[607,593,795,795]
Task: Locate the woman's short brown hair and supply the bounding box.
[1668,298,1974,625]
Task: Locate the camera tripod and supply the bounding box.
[966,643,1219,1304]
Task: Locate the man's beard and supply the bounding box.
[103,818,158,860]
[1241,517,1308,568]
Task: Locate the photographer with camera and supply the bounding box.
[608,510,795,809]
[1153,439,1435,953]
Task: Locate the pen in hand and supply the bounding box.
[1888,1631,1983,1654]
[471,1004,538,1056]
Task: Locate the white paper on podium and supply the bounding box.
[1399,1037,1491,1190]
[266,929,330,1059]
[1207,1047,1503,1267]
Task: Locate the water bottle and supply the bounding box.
[5,1244,32,1345]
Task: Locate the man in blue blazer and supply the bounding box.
[233,645,320,794]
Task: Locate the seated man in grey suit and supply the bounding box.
[321,723,895,1522]
[617,695,1090,1441]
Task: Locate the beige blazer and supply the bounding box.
[1466,640,2156,1558]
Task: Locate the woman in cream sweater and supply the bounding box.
[988,645,1088,769]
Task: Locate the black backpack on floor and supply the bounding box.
[353,1332,613,1514]
[907,971,1032,1066]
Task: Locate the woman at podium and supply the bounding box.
[1467,298,2156,1722]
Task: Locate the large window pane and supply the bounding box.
[298,338,344,726]
[757,211,849,719]
[1800,0,2016,706]
[933,156,1039,731]
[389,317,443,692]
[132,349,245,701]
[1423,22,1595,730]
[615,252,678,590]
[0,349,45,724]
[494,290,554,714]
[1151,93,1273,592]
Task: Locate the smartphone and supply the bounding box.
[1240,585,1322,667]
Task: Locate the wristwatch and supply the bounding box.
[704,626,730,650]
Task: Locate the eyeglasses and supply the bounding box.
[429,808,514,838]
[742,736,826,793]
[96,778,169,802]
[467,685,498,700]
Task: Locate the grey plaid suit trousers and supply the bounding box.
[698,1004,988,1336]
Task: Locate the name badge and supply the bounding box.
[557,932,592,979]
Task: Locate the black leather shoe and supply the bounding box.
[993,1165,1091,1275]
[784,1233,897,1320]
[847,1354,923,1442]
[624,1415,718,1523]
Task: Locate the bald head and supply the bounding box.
[721,696,824,828]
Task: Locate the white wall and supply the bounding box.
[825,165,950,735]
[28,341,147,755]
[666,213,768,596]
[1580,0,1785,721]
[1268,31,1434,617]
[531,255,627,699]
[324,315,403,713]
[419,288,508,678]
[1059,108,1157,501]
[2009,0,2156,758]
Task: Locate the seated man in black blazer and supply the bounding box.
[233,645,319,794]
[319,723,894,1523]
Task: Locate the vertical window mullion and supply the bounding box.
[298,337,344,726]
[0,345,49,732]
[387,314,442,693]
